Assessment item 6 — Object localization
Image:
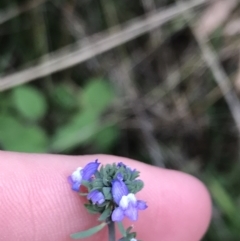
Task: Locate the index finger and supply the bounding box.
[0,151,211,241]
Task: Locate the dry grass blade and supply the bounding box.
[224,18,240,36]
[141,0,161,47]
[196,0,237,37]
[0,0,47,25]
[0,0,206,91]
[235,52,240,92]
[182,2,240,134]
[195,39,240,135]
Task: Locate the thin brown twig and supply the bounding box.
[0,0,206,91]
[141,0,161,47]
[196,0,238,38]
[180,1,240,134]
[196,38,240,133]
[0,0,47,25]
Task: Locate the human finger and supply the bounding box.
[0,151,211,241]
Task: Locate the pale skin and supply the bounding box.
[0,151,212,241]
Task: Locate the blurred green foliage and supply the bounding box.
[0,114,48,152]
[12,86,47,120]
[0,79,119,153]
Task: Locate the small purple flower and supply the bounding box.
[87,190,105,205]
[68,167,83,191]
[112,174,128,204]
[112,193,147,221]
[68,160,100,192]
[82,160,100,180]
[117,162,137,174]
[111,174,147,222]
[117,162,127,168]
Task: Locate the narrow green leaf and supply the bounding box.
[208,178,236,218]
[94,171,101,179]
[84,204,103,214]
[126,226,133,234]
[102,187,112,200]
[128,232,137,239]
[92,179,104,188]
[102,178,110,186]
[117,222,127,237]
[71,222,107,239]
[102,187,111,195]
[130,171,140,180]
[98,207,112,221]
[129,180,144,194]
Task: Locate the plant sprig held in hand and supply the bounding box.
[68,160,147,241]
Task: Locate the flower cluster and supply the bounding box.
[111,174,147,222]
[68,159,147,240]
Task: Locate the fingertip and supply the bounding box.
[134,167,212,241]
[168,171,212,241]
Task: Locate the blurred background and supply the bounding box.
[0,0,240,240]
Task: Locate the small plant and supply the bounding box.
[68,160,147,241]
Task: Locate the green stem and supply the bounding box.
[108,221,116,241]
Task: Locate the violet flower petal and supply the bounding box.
[112,207,124,222]
[119,195,129,210]
[68,174,81,192]
[117,162,126,168]
[82,159,100,180]
[119,193,137,210]
[71,167,83,182]
[127,193,137,204]
[67,176,74,185]
[112,174,129,205]
[136,200,148,210]
[72,181,81,192]
[87,190,105,205]
[124,202,138,221]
